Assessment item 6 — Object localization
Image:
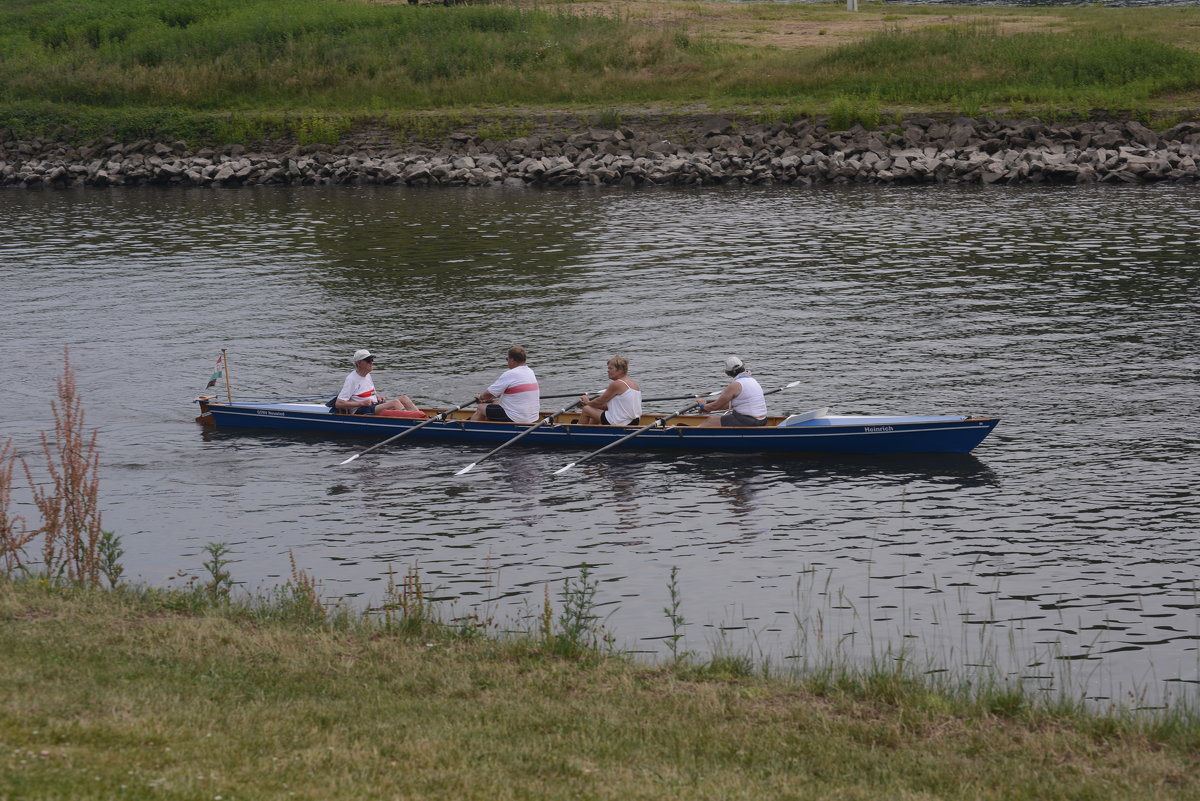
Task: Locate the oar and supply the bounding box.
[454,392,598,476]
[539,391,595,401]
[638,391,726,404]
[552,380,802,476]
[335,397,475,466]
[539,391,716,403]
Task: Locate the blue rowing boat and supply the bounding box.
[196,398,999,455]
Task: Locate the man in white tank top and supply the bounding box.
[695,356,768,428]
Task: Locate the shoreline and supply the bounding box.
[4,113,1200,189]
[4,574,1200,801]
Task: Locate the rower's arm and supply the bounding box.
[698,382,741,412]
[582,380,622,409]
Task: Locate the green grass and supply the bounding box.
[4,575,1200,801]
[799,21,1200,107]
[0,0,680,110]
[1,1,1199,143]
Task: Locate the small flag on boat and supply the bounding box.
[205,353,224,389]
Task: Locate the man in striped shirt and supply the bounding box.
[335,349,421,415]
[469,346,540,424]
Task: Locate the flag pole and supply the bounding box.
[222,348,233,403]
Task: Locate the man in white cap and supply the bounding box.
[694,356,768,428]
[334,349,421,415]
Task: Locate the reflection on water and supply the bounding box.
[1,182,1197,706]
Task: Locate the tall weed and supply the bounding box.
[663,566,690,664]
[98,529,124,588]
[201,541,234,601]
[22,347,105,587]
[0,439,36,573]
[549,563,611,659]
[379,563,441,636]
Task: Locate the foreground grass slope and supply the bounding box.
[3,578,1200,801]
[1,0,1199,143]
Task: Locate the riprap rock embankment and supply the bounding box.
[3,115,1199,189]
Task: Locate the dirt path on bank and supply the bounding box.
[562,1,1069,50]
[375,0,1070,50]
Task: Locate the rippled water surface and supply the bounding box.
[1,183,1197,705]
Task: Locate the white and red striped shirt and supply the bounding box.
[338,371,378,406]
[487,365,539,423]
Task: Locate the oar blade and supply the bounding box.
[337,454,360,466]
[454,463,477,476]
[553,462,576,476]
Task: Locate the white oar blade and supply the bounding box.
[337,454,360,466]
[454,463,477,476]
[786,380,802,388]
[553,463,576,476]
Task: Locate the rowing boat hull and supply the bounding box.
[199,401,999,455]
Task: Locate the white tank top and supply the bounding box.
[605,380,642,425]
[730,374,767,419]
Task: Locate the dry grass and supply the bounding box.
[547,0,1072,51]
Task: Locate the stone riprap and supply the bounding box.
[3,115,1199,189]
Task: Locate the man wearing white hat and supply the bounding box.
[694,356,768,428]
[334,349,421,415]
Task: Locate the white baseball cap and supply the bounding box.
[352,349,374,363]
[724,355,744,375]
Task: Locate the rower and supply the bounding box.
[333,349,421,415]
[469,346,540,423]
[578,355,642,426]
[694,356,768,427]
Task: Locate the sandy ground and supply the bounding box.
[372,0,1070,50]
[580,1,1071,49]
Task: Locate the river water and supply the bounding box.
[1,183,1197,707]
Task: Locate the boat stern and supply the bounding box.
[194,394,216,426]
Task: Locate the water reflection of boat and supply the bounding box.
[756,452,1000,489]
[490,451,547,527]
[196,399,1000,457]
[657,451,1000,508]
[699,452,997,490]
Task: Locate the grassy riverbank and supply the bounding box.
[3,576,1200,801]
[2,0,1200,145]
